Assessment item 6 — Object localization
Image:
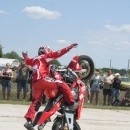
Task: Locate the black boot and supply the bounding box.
[24,121,34,130]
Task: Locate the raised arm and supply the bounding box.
[47,43,78,59]
[22,52,33,66]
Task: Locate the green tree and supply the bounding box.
[3,51,22,61]
[100,67,127,76]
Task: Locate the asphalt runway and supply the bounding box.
[0,104,130,130]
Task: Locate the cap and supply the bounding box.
[115,73,120,76]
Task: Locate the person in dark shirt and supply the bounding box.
[0,63,13,100]
[16,60,29,100]
[111,73,121,105]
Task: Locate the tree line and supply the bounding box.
[0,44,22,61]
[101,68,129,77]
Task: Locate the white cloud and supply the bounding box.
[118,40,130,46]
[56,40,67,44]
[22,6,62,20]
[0,10,8,15]
[83,27,130,65]
[105,24,130,33]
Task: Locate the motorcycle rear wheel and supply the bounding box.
[52,119,81,130]
[78,55,94,80]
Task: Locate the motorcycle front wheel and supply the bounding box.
[52,119,81,130]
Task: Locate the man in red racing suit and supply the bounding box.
[23,43,78,129]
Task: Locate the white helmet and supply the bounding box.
[38,45,52,55]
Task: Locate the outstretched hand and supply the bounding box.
[71,43,78,48]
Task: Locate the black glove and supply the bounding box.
[71,43,78,48]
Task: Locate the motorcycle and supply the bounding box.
[31,55,94,130]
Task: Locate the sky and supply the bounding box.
[0,0,130,69]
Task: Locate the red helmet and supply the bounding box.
[38,45,52,55]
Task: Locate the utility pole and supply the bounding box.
[110,59,112,69]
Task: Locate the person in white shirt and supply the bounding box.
[103,69,114,105]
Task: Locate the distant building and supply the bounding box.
[0,58,20,69]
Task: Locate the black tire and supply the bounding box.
[78,55,94,80]
[73,121,81,130]
[52,118,81,130]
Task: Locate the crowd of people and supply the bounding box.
[0,62,130,107]
[85,69,130,106]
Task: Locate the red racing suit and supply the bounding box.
[23,44,75,121]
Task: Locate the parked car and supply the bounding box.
[120,77,130,90]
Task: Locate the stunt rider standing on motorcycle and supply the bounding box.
[22,43,78,130]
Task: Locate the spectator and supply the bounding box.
[120,88,130,106]
[90,69,102,105]
[103,69,114,105]
[0,63,13,100]
[111,73,121,105]
[16,60,29,100]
